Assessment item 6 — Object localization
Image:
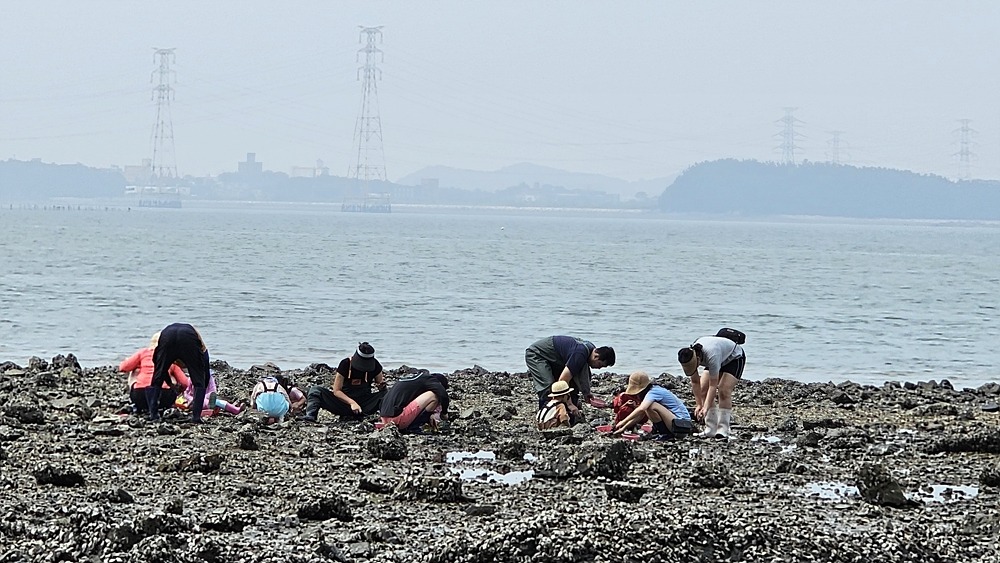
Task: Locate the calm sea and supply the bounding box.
[2,201,998,387]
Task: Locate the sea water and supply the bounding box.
[1,202,998,387]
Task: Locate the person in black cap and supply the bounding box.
[379,372,450,433]
[299,342,386,422]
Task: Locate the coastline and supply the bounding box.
[1,355,998,562]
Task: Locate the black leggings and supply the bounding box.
[152,323,209,389]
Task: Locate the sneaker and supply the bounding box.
[208,392,218,408]
[641,433,675,442]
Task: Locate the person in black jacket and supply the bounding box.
[379,372,449,433]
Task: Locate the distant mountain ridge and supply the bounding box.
[397,162,673,199]
[660,159,1000,220]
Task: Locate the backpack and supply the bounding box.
[612,393,648,427]
[716,327,746,345]
[536,401,570,430]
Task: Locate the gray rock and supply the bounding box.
[366,424,407,460]
[605,481,648,503]
[33,464,85,486]
[297,495,353,521]
[856,463,918,508]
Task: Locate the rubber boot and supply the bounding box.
[189,387,207,423]
[216,399,242,415]
[698,407,719,438]
[298,399,320,422]
[145,387,162,421]
[716,408,732,439]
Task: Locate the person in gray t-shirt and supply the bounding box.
[678,334,746,438]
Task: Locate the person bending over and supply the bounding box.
[525,335,615,410]
[379,372,449,434]
[149,323,211,423]
[679,332,746,439]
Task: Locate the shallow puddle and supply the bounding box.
[911,484,978,503]
[804,481,859,500]
[445,450,535,485]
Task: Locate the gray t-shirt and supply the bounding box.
[693,336,744,378]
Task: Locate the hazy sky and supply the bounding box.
[2,1,999,182]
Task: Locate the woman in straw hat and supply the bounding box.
[118,331,190,416]
[536,380,578,430]
[612,371,692,440]
[678,333,746,439]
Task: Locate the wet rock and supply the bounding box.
[202,513,256,532]
[91,488,135,504]
[393,475,471,503]
[33,464,85,486]
[824,427,872,449]
[829,391,857,405]
[28,356,49,372]
[980,464,1000,488]
[690,461,735,488]
[50,353,82,375]
[238,431,259,450]
[856,462,918,508]
[977,382,1000,396]
[0,361,22,373]
[359,474,394,495]
[982,402,999,413]
[366,424,407,460]
[775,459,809,474]
[802,417,845,430]
[915,402,958,416]
[495,438,526,461]
[796,431,822,448]
[298,495,353,521]
[490,384,513,396]
[247,361,282,377]
[156,423,180,436]
[776,417,799,433]
[158,453,223,473]
[464,504,498,516]
[587,441,636,480]
[926,430,1000,454]
[3,405,45,424]
[460,417,495,439]
[165,498,184,515]
[605,481,648,503]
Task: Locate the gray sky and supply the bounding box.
[2,1,998,182]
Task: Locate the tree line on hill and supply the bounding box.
[659,159,1000,220]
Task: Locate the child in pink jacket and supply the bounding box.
[119,332,190,416]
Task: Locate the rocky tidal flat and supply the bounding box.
[1,354,999,563]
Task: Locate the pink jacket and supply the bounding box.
[119,348,190,390]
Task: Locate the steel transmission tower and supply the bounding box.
[774,107,805,165]
[150,48,178,185]
[348,26,387,192]
[953,119,977,180]
[826,130,847,165]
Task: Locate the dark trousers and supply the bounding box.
[152,323,208,388]
[306,385,385,418]
[130,386,177,414]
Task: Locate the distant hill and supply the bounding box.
[0,159,125,200]
[397,162,673,200]
[659,159,1000,220]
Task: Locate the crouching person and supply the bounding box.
[613,371,692,441]
[536,381,578,430]
[251,376,304,424]
[379,372,449,434]
[300,342,386,422]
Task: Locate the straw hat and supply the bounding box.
[678,347,700,377]
[623,371,651,395]
[548,380,574,398]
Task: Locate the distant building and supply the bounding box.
[238,153,263,175]
[291,159,331,178]
[123,159,152,185]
